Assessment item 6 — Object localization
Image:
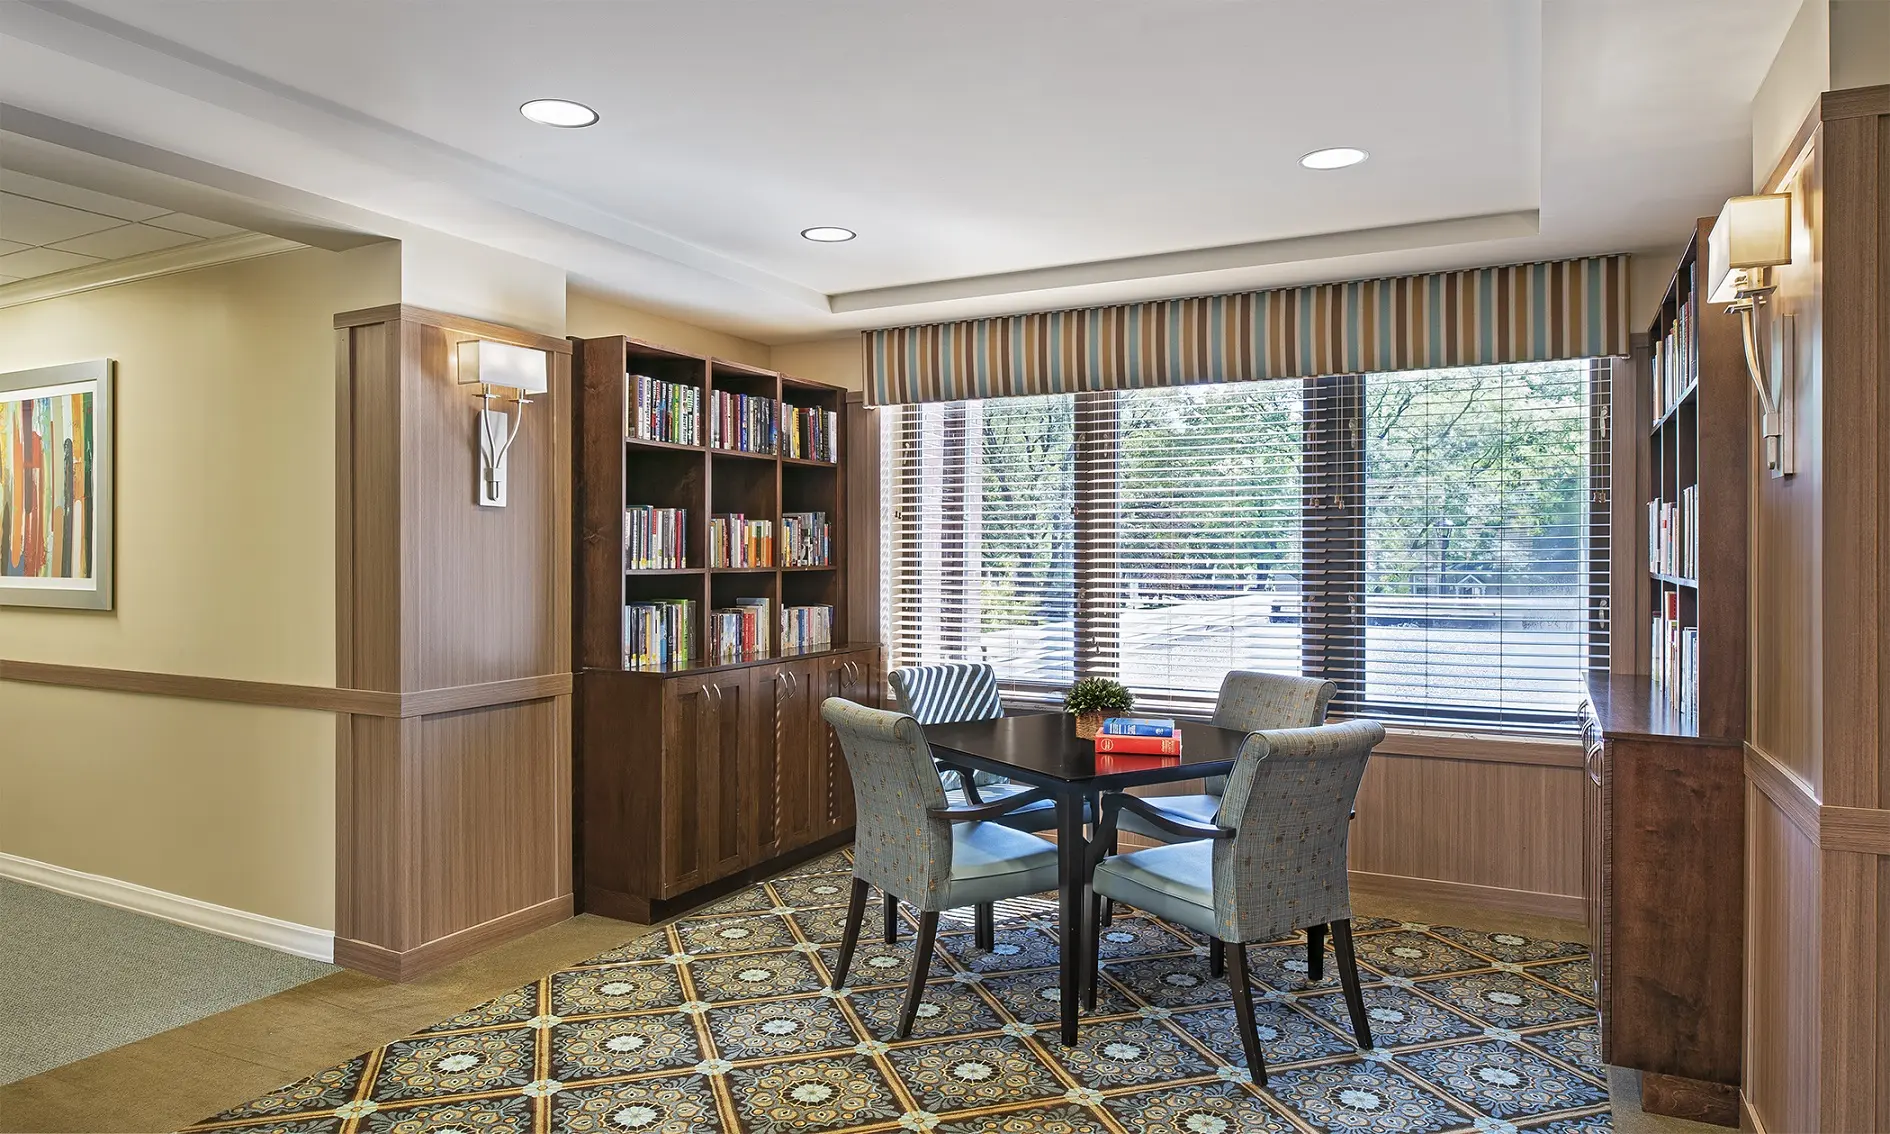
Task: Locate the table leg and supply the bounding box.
[1057,787,1089,1046]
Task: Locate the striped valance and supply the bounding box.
[864,255,1631,405]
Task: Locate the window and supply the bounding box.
[884,359,1614,733]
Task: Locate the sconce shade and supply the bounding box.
[1707,193,1792,304]
[456,339,549,395]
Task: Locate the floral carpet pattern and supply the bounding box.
[186,849,1610,1134]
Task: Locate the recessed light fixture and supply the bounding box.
[1300,147,1369,170]
[520,99,599,128]
[800,226,857,242]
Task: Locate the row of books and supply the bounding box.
[624,598,694,669]
[782,405,838,462]
[781,511,831,568]
[1652,265,1698,420]
[626,506,687,571]
[780,604,833,653]
[1651,591,1699,715]
[627,374,701,446]
[708,597,771,662]
[1648,488,1698,580]
[709,390,777,455]
[1093,716,1181,755]
[710,514,774,568]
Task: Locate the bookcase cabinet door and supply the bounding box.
[745,658,822,863]
[818,649,879,835]
[660,674,748,895]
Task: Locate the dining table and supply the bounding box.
[921,710,1253,1045]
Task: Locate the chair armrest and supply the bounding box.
[926,786,1055,822]
[1091,793,1234,873]
[934,762,984,805]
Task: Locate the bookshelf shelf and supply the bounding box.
[781,456,839,469]
[626,567,703,576]
[1652,572,1699,589]
[1649,383,1698,435]
[627,437,706,455]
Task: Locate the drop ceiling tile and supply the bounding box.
[143,212,246,239]
[0,277,20,286]
[0,171,171,222]
[0,193,125,245]
[52,223,202,259]
[0,246,103,279]
[0,240,26,257]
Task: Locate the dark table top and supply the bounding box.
[923,711,1251,790]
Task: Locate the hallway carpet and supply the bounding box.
[0,878,334,1085]
[185,849,1609,1133]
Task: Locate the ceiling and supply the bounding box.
[0,0,1802,340]
[0,168,247,284]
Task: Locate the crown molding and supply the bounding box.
[0,231,301,310]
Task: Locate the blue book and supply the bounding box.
[1101,717,1177,737]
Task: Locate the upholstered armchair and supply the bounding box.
[1088,718,1385,1084]
[822,698,1062,1038]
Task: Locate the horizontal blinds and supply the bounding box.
[883,359,1613,732]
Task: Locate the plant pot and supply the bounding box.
[1073,711,1106,741]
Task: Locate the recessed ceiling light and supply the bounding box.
[800,226,857,243]
[1300,147,1369,170]
[520,99,598,128]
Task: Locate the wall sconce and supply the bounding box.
[1706,192,1795,477]
[455,339,549,507]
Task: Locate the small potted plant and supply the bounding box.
[1064,677,1134,740]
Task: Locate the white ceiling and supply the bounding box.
[0,168,247,284]
[0,0,1801,340]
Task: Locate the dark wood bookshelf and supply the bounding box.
[1578,218,1749,1126]
[571,334,877,923]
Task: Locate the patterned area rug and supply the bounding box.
[184,848,1609,1133]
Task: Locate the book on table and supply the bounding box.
[1095,752,1182,774]
[1093,733,1181,755]
[1100,717,1177,737]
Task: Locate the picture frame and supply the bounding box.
[0,360,115,610]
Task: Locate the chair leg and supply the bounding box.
[1332,918,1374,1051]
[1208,937,1226,978]
[1085,890,1102,1010]
[974,902,995,951]
[831,878,870,989]
[1101,829,1120,926]
[1223,937,1268,1088]
[883,891,899,944]
[896,910,941,1039]
[1306,923,1327,981]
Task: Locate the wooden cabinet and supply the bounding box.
[1582,674,1744,1126]
[578,645,880,924]
[659,674,748,896]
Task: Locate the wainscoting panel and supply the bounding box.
[1349,750,1585,918]
[1743,779,1821,1134]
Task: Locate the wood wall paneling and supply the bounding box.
[1744,782,1821,1134]
[1348,753,1585,914]
[332,306,575,980]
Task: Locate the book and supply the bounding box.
[1095,752,1181,774]
[779,604,833,652]
[1100,717,1176,737]
[623,598,694,669]
[1093,734,1181,756]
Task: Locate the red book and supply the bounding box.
[1094,733,1181,756]
[1096,752,1182,774]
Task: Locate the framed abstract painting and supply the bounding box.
[1,360,114,610]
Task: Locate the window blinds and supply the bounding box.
[883,359,1614,733]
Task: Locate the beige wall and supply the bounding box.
[0,247,360,928]
[567,286,770,366]
[771,336,865,393]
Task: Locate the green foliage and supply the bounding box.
[1063,677,1134,714]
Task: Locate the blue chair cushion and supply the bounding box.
[1113,793,1221,840]
[1092,840,1216,938]
[944,822,1060,908]
[945,783,1089,833]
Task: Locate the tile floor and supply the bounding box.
[176,848,1616,1134]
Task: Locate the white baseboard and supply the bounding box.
[0,851,334,963]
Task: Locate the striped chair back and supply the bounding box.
[888,663,1004,725]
